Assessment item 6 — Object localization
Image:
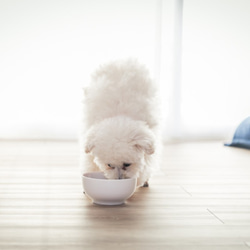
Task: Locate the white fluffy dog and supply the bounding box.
[81,59,159,187]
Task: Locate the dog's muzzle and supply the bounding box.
[115,167,123,179]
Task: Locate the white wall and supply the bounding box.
[0,0,161,139]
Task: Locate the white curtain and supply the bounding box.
[179,0,250,141]
[161,0,250,142]
[1,0,250,141]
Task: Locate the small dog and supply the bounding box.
[81,59,159,187]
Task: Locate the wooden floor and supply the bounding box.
[0,140,250,250]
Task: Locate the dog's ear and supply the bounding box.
[134,140,155,155]
[85,141,94,153]
[133,129,155,155]
[84,128,96,153]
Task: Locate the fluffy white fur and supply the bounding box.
[81,59,159,187]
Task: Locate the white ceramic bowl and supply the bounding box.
[82,172,137,205]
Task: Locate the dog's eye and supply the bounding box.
[107,164,114,169]
[123,163,131,168]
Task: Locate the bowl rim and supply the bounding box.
[82,172,136,182]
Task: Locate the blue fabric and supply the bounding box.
[224,116,250,149]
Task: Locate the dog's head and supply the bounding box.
[84,117,155,180]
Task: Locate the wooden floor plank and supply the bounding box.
[0,140,250,249]
[0,244,249,250]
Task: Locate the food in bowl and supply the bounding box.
[82,172,137,205]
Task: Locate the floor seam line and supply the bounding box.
[180,186,192,197]
[207,208,225,224]
[244,241,250,248]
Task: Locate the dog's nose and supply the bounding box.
[117,168,124,179]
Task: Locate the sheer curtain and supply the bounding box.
[161,0,250,142]
[1,0,250,141]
